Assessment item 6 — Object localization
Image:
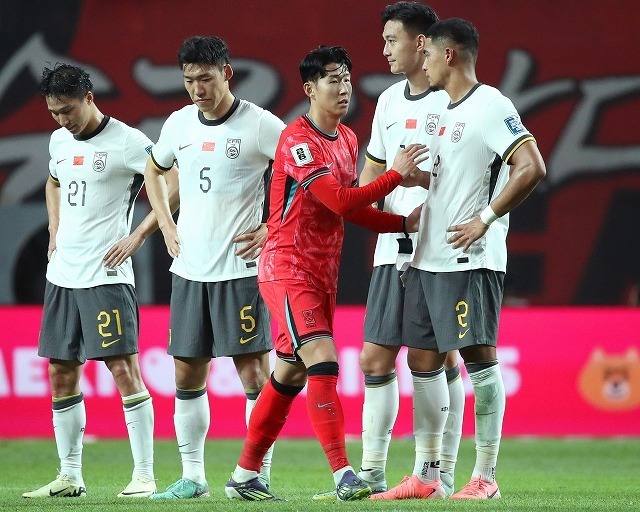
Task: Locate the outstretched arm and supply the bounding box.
[45,177,61,261]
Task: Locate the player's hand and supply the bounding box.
[391,144,429,179]
[405,203,423,232]
[400,169,431,189]
[104,232,145,268]
[161,223,181,258]
[47,236,56,261]
[446,216,489,253]
[234,223,267,260]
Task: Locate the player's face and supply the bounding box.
[46,93,94,136]
[382,20,422,75]
[422,38,446,88]
[309,63,352,118]
[183,63,232,119]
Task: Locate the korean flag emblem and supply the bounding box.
[93,151,108,172]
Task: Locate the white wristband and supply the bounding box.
[480,205,499,226]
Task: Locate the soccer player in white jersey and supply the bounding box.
[144,36,286,500]
[401,18,546,500]
[23,64,178,499]
[355,2,465,499]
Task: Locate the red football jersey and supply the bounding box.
[259,115,358,293]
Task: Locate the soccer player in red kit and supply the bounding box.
[225,45,429,501]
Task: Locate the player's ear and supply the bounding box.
[223,63,234,81]
[86,91,94,105]
[416,34,426,53]
[303,81,315,100]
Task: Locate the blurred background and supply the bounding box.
[1,0,639,438]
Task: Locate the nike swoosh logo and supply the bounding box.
[49,487,70,496]
[101,338,120,348]
[178,143,193,150]
[239,334,258,344]
[119,490,153,496]
[385,121,398,129]
[317,402,335,408]
[458,329,469,339]
[56,158,67,164]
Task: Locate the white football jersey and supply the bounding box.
[152,99,285,282]
[47,116,153,288]
[365,81,449,266]
[412,84,535,272]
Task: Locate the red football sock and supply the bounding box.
[307,374,349,472]
[238,378,297,471]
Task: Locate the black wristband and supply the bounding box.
[402,216,409,238]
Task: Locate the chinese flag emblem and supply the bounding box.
[202,142,215,151]
[439,126,446,136]
[73,156,84,165]
[405,119,417,129]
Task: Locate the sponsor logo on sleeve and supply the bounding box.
[504,115,525,135]
[145,145,153,154]
[93,151,107,172]
[291,142,313,166]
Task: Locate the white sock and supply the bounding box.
[232,465,258,483]
[123,391,154,480]
[468,363,505,483]
[174,391,209,484]
[361,372,398,472]
[52,394,86,484]
[246,392,274,484]
[412,368,448,483]
[441,365,465,483]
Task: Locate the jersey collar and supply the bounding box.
[447,82,483,110]
[74,115,110,141]
[198,97,240,126]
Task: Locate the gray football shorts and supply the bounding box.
[168,274,272,358]
[402,267,504,353]
[39,281,139,363]
[363,264,405,346]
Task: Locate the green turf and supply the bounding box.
[1,437,638,511]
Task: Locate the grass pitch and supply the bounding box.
[1,437,638,511]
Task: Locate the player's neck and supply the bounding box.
[79,107,105,137]
[405,68,430,95]
[306,108,340,135]
[445,69,478,103]
[201,91,235,121]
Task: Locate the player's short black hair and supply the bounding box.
[382,1,439,36]
[425,18,479,60]
[299,45,352,84]
[38,63,92,99]
[178,36,230,69]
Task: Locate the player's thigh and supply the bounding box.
[169,275,214,357]
[39,282,85,362]
[259,279,334,363]
[427,269,504,352]
[77,284,139,360]
[401,266,438,350]
[208,276,272,358]
[363,264,405,347]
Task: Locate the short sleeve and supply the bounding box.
[151,114,178,171]
[280,134,331,189]
[258,110,286,160]
[124,127,154,174]
[482,96,534,163]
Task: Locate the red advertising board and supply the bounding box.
[2,306,639,439]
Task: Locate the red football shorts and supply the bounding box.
[259,279,335,361]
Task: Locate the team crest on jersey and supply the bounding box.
[425,114,440,135]
[291,142,313,166]
[451,122,465,143]
[92,151,107,172]
[226,138,241,159]
[504,115,525,135]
